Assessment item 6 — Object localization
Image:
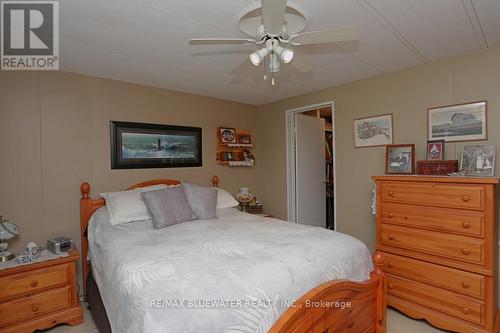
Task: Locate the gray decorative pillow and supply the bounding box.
[182,183,218,219]
[141,187,195,229]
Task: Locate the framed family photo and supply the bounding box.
[110,121,202,169]
[460,144,496,177]
[427,101,487,142]
[385,144,415,174]
[353,113,393,148]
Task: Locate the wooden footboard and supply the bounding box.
[269,252,386,333]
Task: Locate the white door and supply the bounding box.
[295,114,326,227]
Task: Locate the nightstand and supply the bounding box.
[0,249,83,332]
[240,205,273,218]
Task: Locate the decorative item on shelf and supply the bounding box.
[426,140,445,160]
[427,101,487,142]
[216,127,255,167]
[236,187,254,212]
[416,160,458,175]
[385,144,415,174]
[460,144,496,176]
[237,134,252,145]
[219,127,237,143]
[0,216,20,262]
[16,241,43,264]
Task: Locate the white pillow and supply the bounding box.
[214,188,239,209]
[100,184,168,225]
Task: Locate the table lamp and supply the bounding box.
[236,187,254,212]
[0,216,20,262]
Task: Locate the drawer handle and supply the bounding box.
[462,222,471,229]
[388,213,394,218]
[462,249,472,256]
[388,234,395,241]
[387,262,394,269]
[388,283,394,290]
[462,282,470,289]
[32,305,39,312]
[347,322,354,328]
[387,191,395,197]
[462,307,471,315]
[30,280,38,288]
[461,195,470,202]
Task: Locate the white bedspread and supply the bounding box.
[88,207,373,333]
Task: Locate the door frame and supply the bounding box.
[285,101,336,228]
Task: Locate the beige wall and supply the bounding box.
[256,47,500,253]
[1,47,499,297]
[0,71,259,265]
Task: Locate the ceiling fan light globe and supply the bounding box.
[281,49,294,63]
[249,52,262,66]
[249,47,270,66]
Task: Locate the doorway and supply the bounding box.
[285,101,336,230]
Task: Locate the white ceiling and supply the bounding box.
[60,0,500,105]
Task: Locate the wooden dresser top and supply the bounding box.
[0,249,79,277]
[372,175,500,184]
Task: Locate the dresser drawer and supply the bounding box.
[0,264,69,301]
[386,274,484,325]
[382,252,485,299]
[380,182,485,210]
[380,224,485,266]
[0,286,71,327]
[380,203,484,238]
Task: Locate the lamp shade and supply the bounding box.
[0,220,20,240]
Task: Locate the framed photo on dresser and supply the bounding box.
[426,140,445,160]
[385,144,415,174]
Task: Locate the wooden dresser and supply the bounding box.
[0,249,83,332]
[373,175,499,333]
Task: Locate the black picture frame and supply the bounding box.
[110,121,202,169]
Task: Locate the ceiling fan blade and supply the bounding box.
[290,51,314,73]
[229,58,254,76]
[295,40,359,55]
[190,50,251,57]
[290,27,359,46]
[189,38,255,45]
[261,0,287,34]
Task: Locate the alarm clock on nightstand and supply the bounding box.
[47,237,74,255]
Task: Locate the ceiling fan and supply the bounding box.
[189,0,359,85]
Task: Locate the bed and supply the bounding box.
[80,177,386,333]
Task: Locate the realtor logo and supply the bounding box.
[1,1,59,70]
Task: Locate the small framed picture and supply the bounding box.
[426,140,445,160]
[238,134,252,145]
[460,144,495,177]
[225,151,234,161]
[353,113,393,148]
[386,144,415,174]
[219,128,237,144]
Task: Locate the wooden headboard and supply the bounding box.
[79,175,220,300]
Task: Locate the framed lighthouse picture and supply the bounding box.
[110,121,202,169]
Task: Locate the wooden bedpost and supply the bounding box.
[80,182,92,302]
[372,251,387,333]
[212,175,219,187]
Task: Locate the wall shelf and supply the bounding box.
[216,127,255,167]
